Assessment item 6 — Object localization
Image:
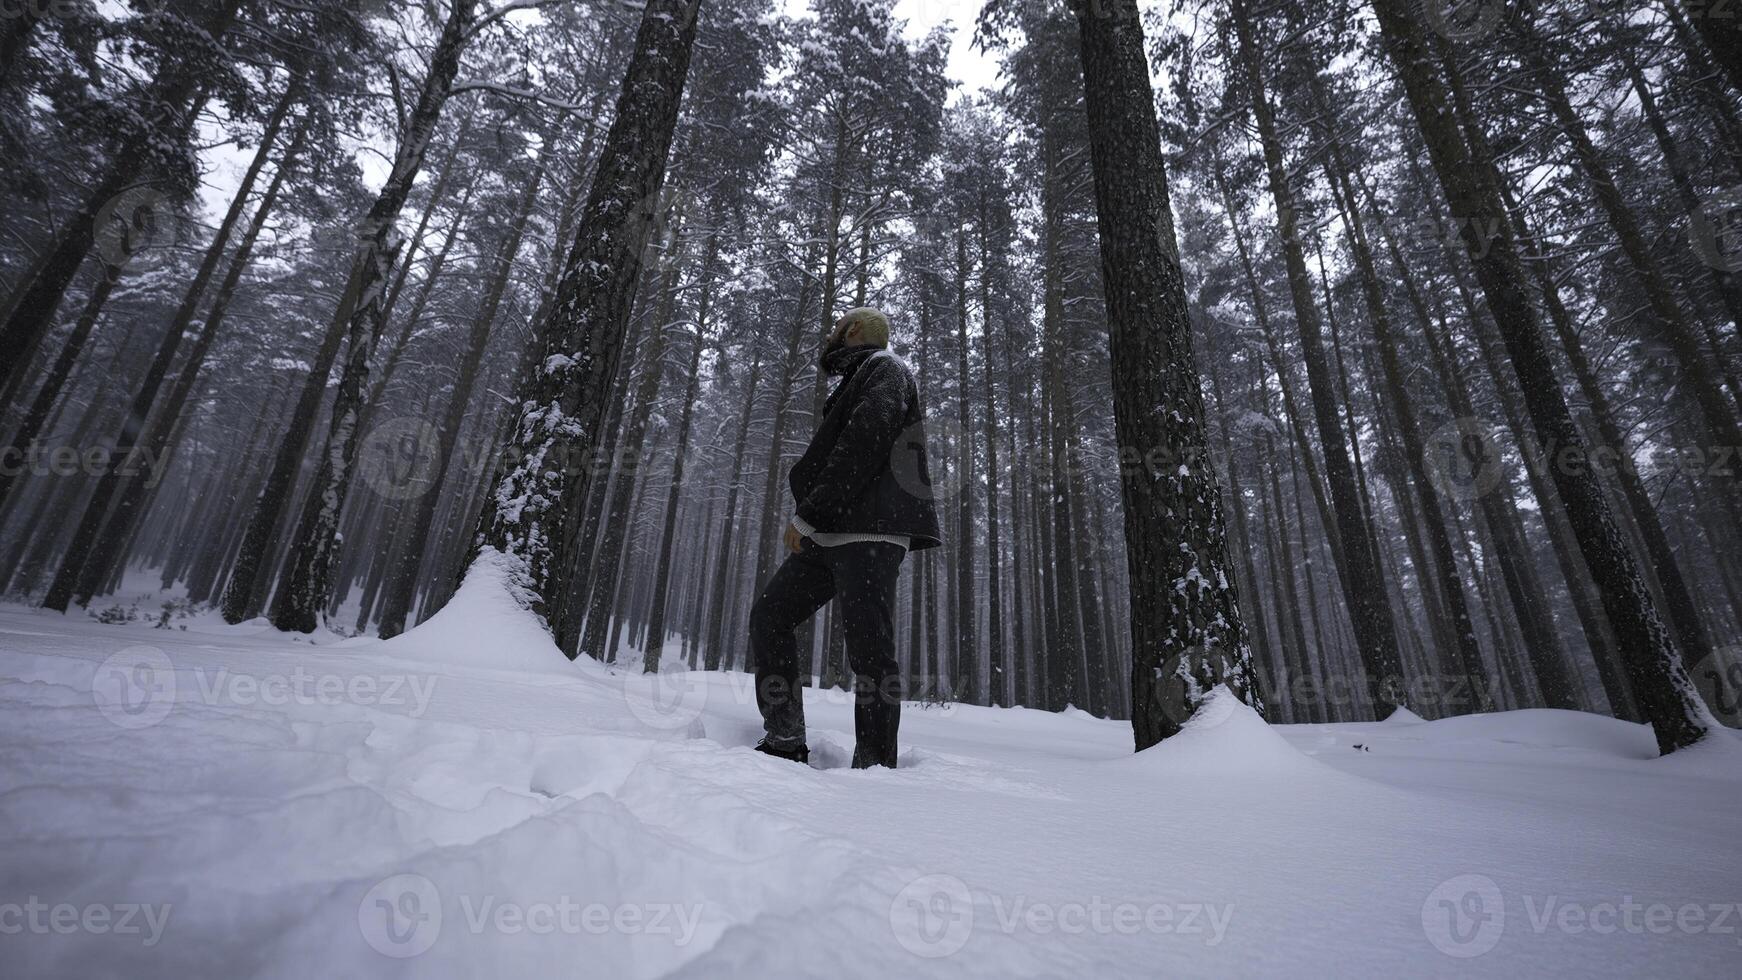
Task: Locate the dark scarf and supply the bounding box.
[820,344,883,415]
[821,342,881,379]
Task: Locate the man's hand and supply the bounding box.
[784,522,805,554]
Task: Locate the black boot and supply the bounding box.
[753,738,810,765]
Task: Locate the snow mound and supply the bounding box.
[6,603,1742,976]
[379,549,568,674]
[1657,725,1742,780]
[1381,705,1425,724]
[1119,685,1320,776]
[1390,707,1656,759]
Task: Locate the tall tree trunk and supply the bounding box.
[1211,152,1349,606]
[42,81,294,611]
[1317,135,1486,701]
[1262,421,1316,721]
[366,180,477,424]
[471,0,702,648]
[976,193,1007,705]
[1370,0,1709,753]
[1074,0,1262,747]
[575,245,684,658]
[1361,167,1631,716]
[0,267,118,508]
[1065,392,1110,714]
[375,135,552,638]
[909,291,936,692]
[1040,122,1083,711]
[951,226,978,703]
[643,235,719,671]
[269,0,479,633]
[218,259,364,622]
[377,106,476,344]
[217,107,481,628]
[1002,297,1037,707]
[185,381,288,604]
[1230,0,1404,713]
[68,121,307,606]
[703,335,763,670]
[750,255,819,627]
[1208,355,1285,715]
[1489,175,1719,684]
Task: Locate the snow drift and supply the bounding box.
[3,604,1740,978]
[379,549,568,674]
[1116,684,1325,776]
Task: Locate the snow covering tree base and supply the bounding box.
[392,548,572,673]
[1118,684,1319,777]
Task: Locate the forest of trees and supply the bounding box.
[1,0,1738,753]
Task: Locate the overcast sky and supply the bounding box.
[891,0,1003,96]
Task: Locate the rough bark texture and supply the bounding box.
[472,0,703,651]
[1370,0,1709,754]
[271,0,476,634]
[1072,0,1263,749]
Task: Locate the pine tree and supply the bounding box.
[471,0,704,650]
[1368,0,1711,754]
[270,0,481,634]
[1071,0,1263,747]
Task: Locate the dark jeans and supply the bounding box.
[749,540,906,768]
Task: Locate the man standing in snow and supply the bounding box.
[750,307,942,768]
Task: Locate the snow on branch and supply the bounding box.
[451,80,595,115]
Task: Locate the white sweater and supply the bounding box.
[789,514,910,551]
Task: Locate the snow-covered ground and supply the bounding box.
[4,573,1741,978]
